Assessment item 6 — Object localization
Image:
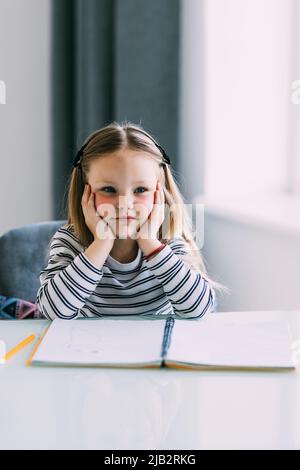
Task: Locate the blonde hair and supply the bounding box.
[62,120,224,291]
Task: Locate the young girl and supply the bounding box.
[36,121,218,320]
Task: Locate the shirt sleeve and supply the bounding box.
[144,238,215,319]
[35,229,103,320]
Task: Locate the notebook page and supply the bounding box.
[32,318,166,366]
[166,320,295,369]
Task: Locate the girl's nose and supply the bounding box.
[116,195,134,211]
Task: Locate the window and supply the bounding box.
[202,0,291,199]
[289,0,300,195]
[180,0,300,232]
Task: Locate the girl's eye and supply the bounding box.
[99,187,148,194]
[135,187,148,193]
[101,187,115,193]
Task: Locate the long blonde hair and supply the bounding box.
[63,120,224,291]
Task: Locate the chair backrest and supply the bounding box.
[0,220,67,302]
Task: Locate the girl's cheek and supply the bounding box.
[95,194,116,218]
[142,193,154,207]
[95,194,109,206]
[135,194,154,220]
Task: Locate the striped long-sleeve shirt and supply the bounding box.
[36,225,215,320]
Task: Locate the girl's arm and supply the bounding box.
[144,238,215,319]
[36,230,111,320]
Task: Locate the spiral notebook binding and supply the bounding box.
[160,316,175,366]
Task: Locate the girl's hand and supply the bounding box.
[81,184,116,243]
[136,181,165,243]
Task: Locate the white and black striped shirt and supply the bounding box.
[36,225,215,320]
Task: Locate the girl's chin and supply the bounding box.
[115,224,140,239]
[117,219,136,223]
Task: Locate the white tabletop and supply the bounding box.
[0,310,300,450]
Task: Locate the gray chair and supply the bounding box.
[0,220,67,302]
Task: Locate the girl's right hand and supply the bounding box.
[81,184,116,244]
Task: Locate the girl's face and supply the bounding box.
[87,149,161,238]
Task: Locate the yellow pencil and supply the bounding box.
[26,324,51,366]
[3,334,36,362]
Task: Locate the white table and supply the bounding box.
[0,310,300,450]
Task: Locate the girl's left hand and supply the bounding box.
[136,181,165,242]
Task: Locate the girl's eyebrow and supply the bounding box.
[95,180,151,185]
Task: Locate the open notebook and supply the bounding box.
[27,317,296,370]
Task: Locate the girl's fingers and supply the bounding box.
[156,182,162,204]
[81,185,86,203]
[153,188,157,204]
[158,183,164,203]
[83,186,97,215]
[82,184,90,204]
[157,183,161,204]
[88,190,95,207]
[88,190,93,202]
[157,187,162,205]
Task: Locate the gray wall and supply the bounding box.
[203,213,300,312]
[0,0,52,236]
[178,0,205,202]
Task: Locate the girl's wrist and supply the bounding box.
[140,240,166,260]
[84,238,113,269]
[144,244,166,261]
[138,238,160,254]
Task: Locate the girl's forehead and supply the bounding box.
[93,149,155,165]
[89,151,159,177]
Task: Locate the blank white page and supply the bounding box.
[32,318,166,366]
[166,320,295,369]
